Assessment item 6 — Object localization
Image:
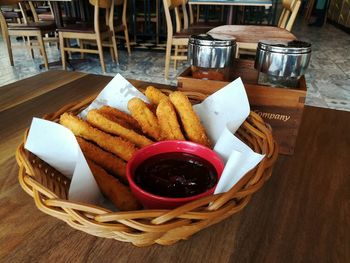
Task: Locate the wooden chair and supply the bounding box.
[29,1,76,24]
[112,0,131,55]
[237,0,301,56]
[0,0,56,69]
[162,0,207,79]
[26,1,58,44]
[58,0,118,74]
[1,4,25,23]
[25,1,51,21]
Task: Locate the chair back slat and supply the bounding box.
[182,0,188,29]
[27,1,39,22]
[162,0,173,37]
[188,2,194,25]
[285,0,300,31]
[0,10,8,30]
[278,0,301,31]
[163,0,188,35]
[174,6,181,32]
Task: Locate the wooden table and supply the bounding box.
[0,71,349,262]
[208,25,296,51]
[189,0,273,25]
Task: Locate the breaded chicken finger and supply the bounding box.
[76,137,127,182]
[169,91,211,147]
[87,160,141,211]
[156,99,185,140]
[60,113,137,161]
[87,109,153,148]
[127,98,162,141]
[98,105,141,131]
[98,110,138,131]
[145,86,169,105]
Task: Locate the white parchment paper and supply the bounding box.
[25,73,265,205]
[25,118,103,204]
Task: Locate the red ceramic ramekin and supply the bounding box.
[126,140,224,209]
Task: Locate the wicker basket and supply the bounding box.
[16,90,278,247]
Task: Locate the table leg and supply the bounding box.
[78,0,86,22]
[132,0,137,42]
[50,2,63,28]
[228,6,233,25]
[272,0,278,25]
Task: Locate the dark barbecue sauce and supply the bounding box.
[134,152,218,198]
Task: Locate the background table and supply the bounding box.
[0,71,349,262]
[209,25,296,51]
[189,0,273,24]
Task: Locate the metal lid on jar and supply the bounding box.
[189,33,236,47]
[188,33,236,68]
[255,39,312,78]
[258,40,312,54]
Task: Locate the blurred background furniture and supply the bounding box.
[27,1,53,21]
[25,1,58,44]
[303,0,315,22]
[113,0,131,55]
[278,0,301,31]
[162,0,209,79]
[1,2,31,50]
[58,0,118,73]
[188,0,273,25]
[326,0,349,31]
[1,3,28,24]
[187,1,225,29]
[209,0,301,57]
[0,0,57,69]
[209,24,296,57]
[133,0,159,44]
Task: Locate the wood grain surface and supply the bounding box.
[208,25,296,43]
[0,71,349,262]
[0,71,87,113]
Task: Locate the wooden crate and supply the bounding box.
[177,59,307,155]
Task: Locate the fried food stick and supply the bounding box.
[144,86,169,105]
[87,109,153,148]
[98,111,138,131]
[156,99,185,140]
[60,113,137,161]
[169,91,211,147]
[98,105,141,131]
[87,160,141,211]
[127,98,162,141]
[76,137,127,182]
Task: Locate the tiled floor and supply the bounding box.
[1,19,350,111]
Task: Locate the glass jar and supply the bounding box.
[190,66,230,81]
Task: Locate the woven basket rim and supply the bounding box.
[16,89,279,246]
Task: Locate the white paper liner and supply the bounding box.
[25,73,265,206]
[25,118,102,204]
